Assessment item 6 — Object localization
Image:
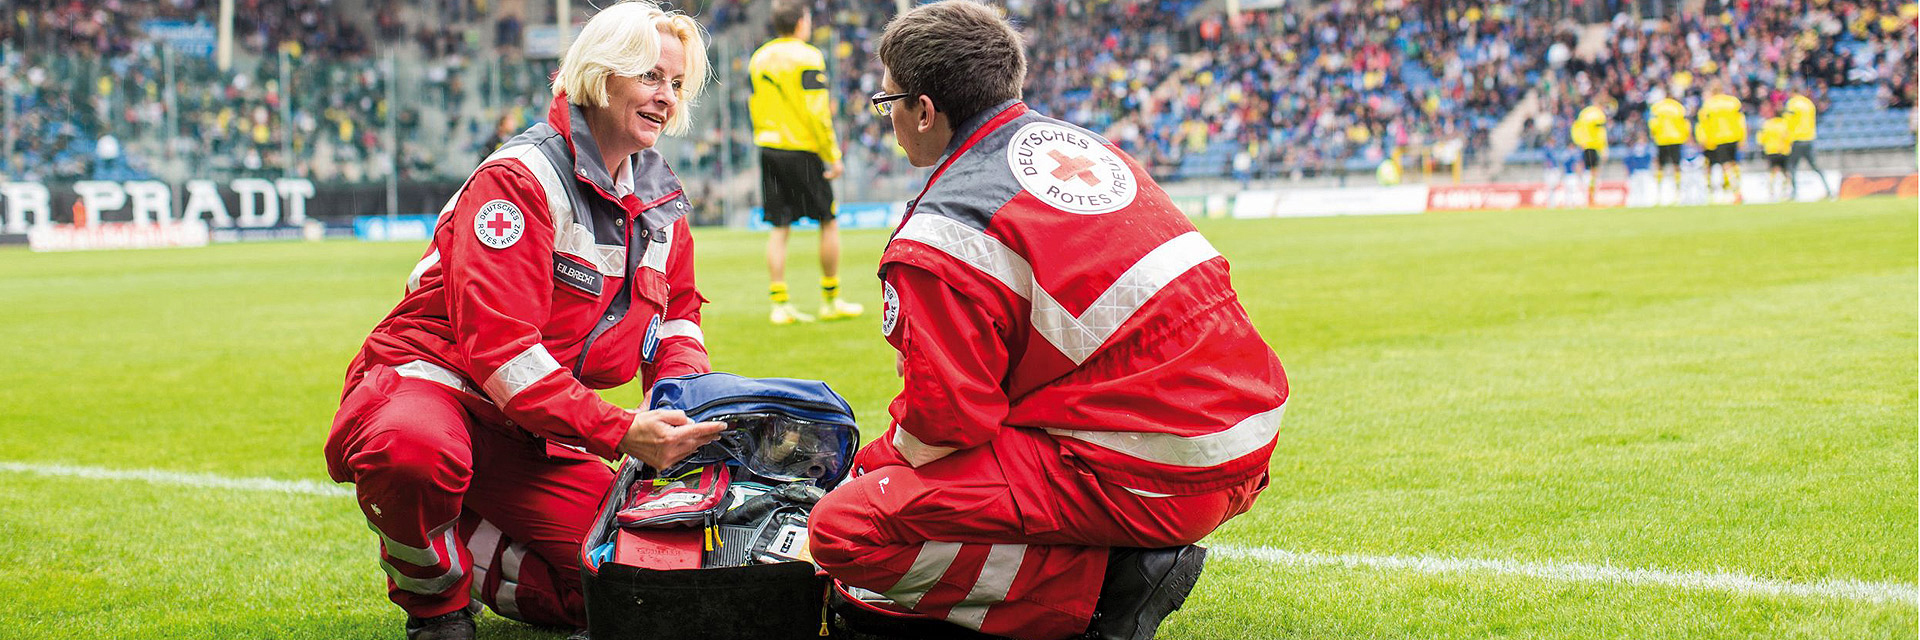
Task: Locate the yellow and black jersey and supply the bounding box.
[1759,116,1792,156]
[1648,98,1689,146]
[748,37,841,164]
[1785,94,1818,142]
[1572,105,1609,152]
[1699,94,1747,148]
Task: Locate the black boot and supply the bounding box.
[1083,545,1208,640]
[404,602,478,640]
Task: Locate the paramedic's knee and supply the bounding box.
[356,426,472,492]
[809,475,876,573]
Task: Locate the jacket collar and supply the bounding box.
[923,99,1027,187]
[546,93,624,202]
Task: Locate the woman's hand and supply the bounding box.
[617,409,726,470]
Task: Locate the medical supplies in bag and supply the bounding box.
[580,373,858,640]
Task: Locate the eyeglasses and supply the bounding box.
[870,91,912,117]
[637,70,685,92]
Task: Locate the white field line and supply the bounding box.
[1208,544,1919,606]
[2,461,1912,606]
[0,461,351,497]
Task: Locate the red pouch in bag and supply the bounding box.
[615,463,730,528]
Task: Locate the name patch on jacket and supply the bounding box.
[1005,122,1137,215]
[553,254,604,296]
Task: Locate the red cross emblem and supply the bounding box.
[474,200,524,248]
[483,210,516,237]
[1048,150,1101,186]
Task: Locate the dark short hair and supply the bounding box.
[878,0,1026,126]
[771,0,808,36]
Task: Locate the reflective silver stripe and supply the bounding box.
[375,517,465,595]
[481,344,563,407]
[468,520,504,600]
[893,215,1034,297]
[371,517,459,568]
[945,544,1027,630]
[498,143,627,276]
[658,319,705,345]
[1035,232,1219,363]
[640,223,673,273]
[883,541,963,608]
[892,427,956,467]
[406,248,441,294]
[894,217,1220,364]
[495,543,527,620]
[1046,402,1285,468]
[393,360,479,397]
[381,558,465,595]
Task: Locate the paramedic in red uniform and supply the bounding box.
[322,3,725,638]
[808,3,1289,640]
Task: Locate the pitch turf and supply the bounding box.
[0,198,1912,639]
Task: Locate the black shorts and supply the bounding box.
[1656,144,1683,167]
[1708,143,1739,165]
[1788,140,1817,165]
[759,147,834,226]
[1581,149,1602,169]
[1766,154,1789,170]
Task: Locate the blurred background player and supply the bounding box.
[1784,90,1833,200]
[1571,103,1609,207]
[750,0,861,325]
[1759,106,1792,201]
[1647,95,1691,205]
[1697,84,1748,203]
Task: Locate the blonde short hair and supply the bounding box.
[551,1,710,136]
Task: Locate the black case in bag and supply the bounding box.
[581,459,830,640]
[580,373,858,640]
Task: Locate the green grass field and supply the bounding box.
[0,198,1913,639]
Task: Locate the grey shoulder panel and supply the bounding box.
[911,110,1041,232]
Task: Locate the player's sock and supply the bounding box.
[770,281,790,304]
[820,276,840,303]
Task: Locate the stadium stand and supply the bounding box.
[1511,0,1917,167]
[1,0,1911,197]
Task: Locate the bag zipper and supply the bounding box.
[681,394,853,420]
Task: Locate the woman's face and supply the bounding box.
[592,27,686,159]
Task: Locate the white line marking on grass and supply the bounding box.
[0,461,351,497]
[4,462,1912,606]
[1210,544,1919,606]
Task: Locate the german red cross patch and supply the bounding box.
[474,200,525,249]
[1006,121,1137,215]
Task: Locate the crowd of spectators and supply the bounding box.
[3,0,1911,191]
[786,0,1565,184]
[1521,0,1917,160]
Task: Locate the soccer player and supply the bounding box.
[1759,106,1792,201]
[750,0,862,325]
[1648,95,1690,204]
[1784,91,1833,199]
[1698,85,1747,203]
[809,3,1287,640]
[1571,104,1609,207]
[324,4,726,639]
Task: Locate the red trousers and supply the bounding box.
[810,427,1265,640]
[325,365,613,625]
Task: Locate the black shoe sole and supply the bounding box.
[1126,545,1208,640]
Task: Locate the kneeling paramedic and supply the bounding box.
[808,3,1289,640]
[323,3,724,638]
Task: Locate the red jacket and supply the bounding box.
[345,94,709,460]
[875,101,1288,495]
